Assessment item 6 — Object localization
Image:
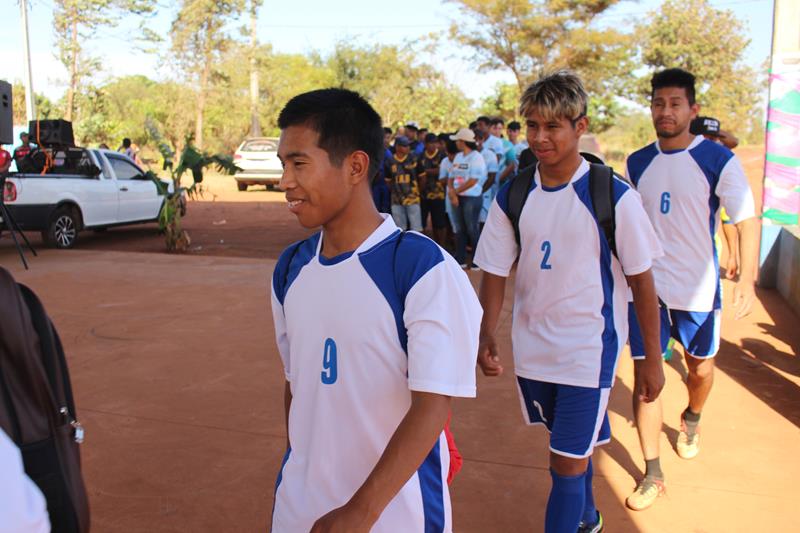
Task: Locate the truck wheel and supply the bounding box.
[44,207,80,249]
[237,182,248,191]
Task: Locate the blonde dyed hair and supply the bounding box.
[519,70,588,122]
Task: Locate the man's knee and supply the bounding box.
[688,357,715,380]
[550,452,589,477]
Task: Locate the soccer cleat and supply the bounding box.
[577,510,604,533]
[677,418,701,459]
[625,476,666,511]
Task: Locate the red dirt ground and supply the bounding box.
[1,146,797,532]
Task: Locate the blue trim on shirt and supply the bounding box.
[626,143,659,188]
[271,446,292,524]
[541,182,569,192]
[573,174,618,387]
[661,147,684,154]
[418,439,445,533]
[358,231,445,353]
[273,233,321,305]
[689,139,732,310]
[319,250,354,266]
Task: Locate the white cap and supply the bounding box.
[449,128,476,143]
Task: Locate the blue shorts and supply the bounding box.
[516,377,611,459]
[628,303,720,359]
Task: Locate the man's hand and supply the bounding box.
[477,335,503,376]
[725,254,739,280]
[449,190,459,207]
[636,357,665,403]
[732,279,756,319]
[310,501,375,533]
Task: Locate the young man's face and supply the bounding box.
[525,108,587,167]
[491,122,504,138]
[278,125,359,229]
[21,134,29,145]
[650,86,699,139]
[406,129,417,141]
[425,141,437,153]
[383,132,392,148]
[395,144,410,157]
[477,121,490,135]
[508,128,519,143]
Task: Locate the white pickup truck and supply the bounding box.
[1,148,177,249]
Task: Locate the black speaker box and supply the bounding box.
[29,119,75,147]
[0,80,12,145]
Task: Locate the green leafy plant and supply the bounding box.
[145,118,240,252]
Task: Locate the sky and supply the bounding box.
[0,0,776,105]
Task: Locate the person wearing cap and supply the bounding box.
[417,132,448,247]
[385,135,423,231]
[12,132,33,169]
[447,128,487,269]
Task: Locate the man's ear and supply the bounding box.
[346,151,371,185]
[690,102,700,119]
[576,115,589,137]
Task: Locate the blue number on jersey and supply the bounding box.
[660,192,671,214]
[540,241,553,270]
[321,338,338,385]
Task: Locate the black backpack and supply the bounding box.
[507,155,621,260]
[0,267,90,533]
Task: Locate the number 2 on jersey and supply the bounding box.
[540,241,553,270]
[660,192,671,214]
[321,338,338,385]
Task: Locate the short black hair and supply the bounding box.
[490,117,504,126]
[651,68,696,106]
[437,133,449,142]
[476,116,491,125]
[508,121,521,131]
[424,133,438,143]
[383,127,393,135]
[278,88,384,179]
[122,138,131,147]
[445,139,458,155]
[468,121,478,130]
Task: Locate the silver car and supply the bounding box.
[233,137,283,191]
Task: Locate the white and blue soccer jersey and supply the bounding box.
[270,215,482,533]
[626,136,755,312]
[474,159,663,388]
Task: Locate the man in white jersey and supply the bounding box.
[624,68,758,511]
[271,88,482,532]
[0,429,50,533]
[474,71,665,533]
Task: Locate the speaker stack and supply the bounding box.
[0,80,12,145]
[29,119,75,147]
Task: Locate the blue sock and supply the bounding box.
[545,469,586,533]
[582,458,598,525]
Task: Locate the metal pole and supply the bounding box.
[20,0,37,123]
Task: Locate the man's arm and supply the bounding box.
[627,269,665,402]
[717,130,739,150]
[310,392,451,533]
[482,172,496,193]
[733,217,758,319]
[722,222,740,279]
[283,380,291,451]
[454,178,478,195]
[477,272,506,376]
[498,163,515,184]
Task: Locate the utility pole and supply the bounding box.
[20,0,37,123]
[249,0,262,137]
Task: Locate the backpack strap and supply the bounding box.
[507,164,536,248]
[588,163,617,260]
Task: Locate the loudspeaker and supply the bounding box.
[29,119,75,147]
[0,80,12,145]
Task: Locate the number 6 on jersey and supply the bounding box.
[321,338,338,385]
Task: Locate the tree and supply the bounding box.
[448,0,634,132]
[11,82,54,126]
[637,0,764,141]
[52,0,155,122]
[326,42,474,131]
[171,0,245,149]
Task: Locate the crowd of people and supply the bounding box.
[373,116,529,269]
[271,66,757,533]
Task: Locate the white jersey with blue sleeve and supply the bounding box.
[474,159,663,388]
[270,215,482,533]
[626,136,755,312]
[0,429,50,533]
